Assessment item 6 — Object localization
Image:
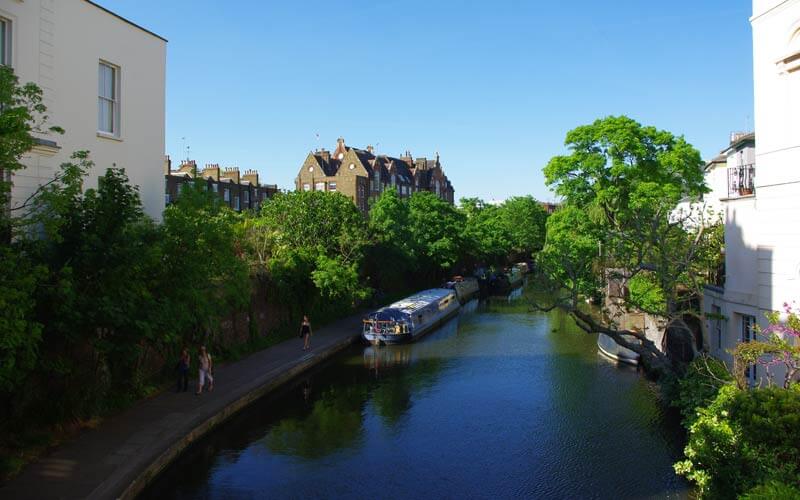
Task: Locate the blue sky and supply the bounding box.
[100,0,753,202]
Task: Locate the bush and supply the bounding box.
[672,355,733,426]
[740,481,800,500]
[675,385,800,498]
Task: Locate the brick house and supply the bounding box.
[164,157,278,212]
[294,138,455,212]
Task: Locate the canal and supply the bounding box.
[141,287,689,499]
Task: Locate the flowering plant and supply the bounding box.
[733,301,800,389]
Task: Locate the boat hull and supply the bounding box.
[597,333,640,366]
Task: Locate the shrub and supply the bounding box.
[672,355,733,426]
[675,385,800,498]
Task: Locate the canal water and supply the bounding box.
[141,287,689,499]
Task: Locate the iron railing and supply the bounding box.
[728,164,755,198]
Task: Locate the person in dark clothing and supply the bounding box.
[176,347,190,392]
[300,316,312,351]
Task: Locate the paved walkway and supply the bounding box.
[0,314,363,500]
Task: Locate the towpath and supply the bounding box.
[0,313,363,500]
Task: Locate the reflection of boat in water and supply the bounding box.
[362,289,460,345]
[363,344,413,371]
[597,333,640,366]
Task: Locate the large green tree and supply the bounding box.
[538,116,719,376]
[241,191,370,315]
[407,192,467,277]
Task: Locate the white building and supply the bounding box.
[0,0,166,220]
[704,0,800,386]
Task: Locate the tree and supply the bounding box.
[407,192,467,277]
[461,198,511,267]
[499,196,548,258]
[0,67,60,399]
[241,191,370,313]
[537,116,718,376]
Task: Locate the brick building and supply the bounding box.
[164,157,278,211]
[294,138,455,212]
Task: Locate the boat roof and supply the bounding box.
[383,288,455,315]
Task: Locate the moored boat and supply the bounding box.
[597,333,640,366]
[362,288,460,345]
[445,276,480,303]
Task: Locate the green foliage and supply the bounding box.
[672,355,733,426]
[499,196,548,257]
[538,206,601,298]
[544,115,706,211]
[0,66,63,213]
[407,192,467,275]
[241,190,370,317]
[740,481,800,500]
[628,273,666,315]
[675,385,800,498]
[0,247,45,393]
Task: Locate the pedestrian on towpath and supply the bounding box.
[176,347,190,392]
[196,345,214,395]
[300,316,312,351]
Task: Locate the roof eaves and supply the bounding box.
[83,1,168,42]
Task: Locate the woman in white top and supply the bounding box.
[196,345,214,395]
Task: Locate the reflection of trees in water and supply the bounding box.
[262,349,448,458]
[263,383,370,459]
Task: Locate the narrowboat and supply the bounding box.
[362,288,460,345]
[445,276,480,303]
[597,333,640,366]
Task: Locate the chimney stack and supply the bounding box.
[318,148,331,163]
[366,144,374,154]
[201,163,221,181]
[222,167,240,184]
[164,155,172,174]
[242,169,259,186]
[178,159,197,176]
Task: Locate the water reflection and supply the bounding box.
[141,288,688,499]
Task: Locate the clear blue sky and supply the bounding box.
[100,0,753,203]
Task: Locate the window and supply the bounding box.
[0,18,11,66]
[98,62,120,135]
[328,182,337,192]
[212,183,219,193]
[315,182,325,191]
[303,183,311,192]
[224,188,230,202]
[741,314,757,382]
[262,191,268,200]
[165,193,171,205]
[234,196,240,210]
[712,305,723,350]
[244,190,250,203]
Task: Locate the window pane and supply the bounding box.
[99,63,114,99]
[98,98,113,132]
[0,21,7,66]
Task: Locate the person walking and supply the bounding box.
[176,347,190,392]
[196,345,214,395]
[300,316,312,351]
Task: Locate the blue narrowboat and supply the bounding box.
[362,288,460,345]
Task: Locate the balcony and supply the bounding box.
[727,164,755,198]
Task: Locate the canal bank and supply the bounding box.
[0,313,365,500]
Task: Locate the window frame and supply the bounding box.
[315,181,325,192]
[328,182,337,192]
[0,17,11,67]
[98,61,121,137]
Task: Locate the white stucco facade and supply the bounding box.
[704,0,800,385]
[0,0,166,220]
